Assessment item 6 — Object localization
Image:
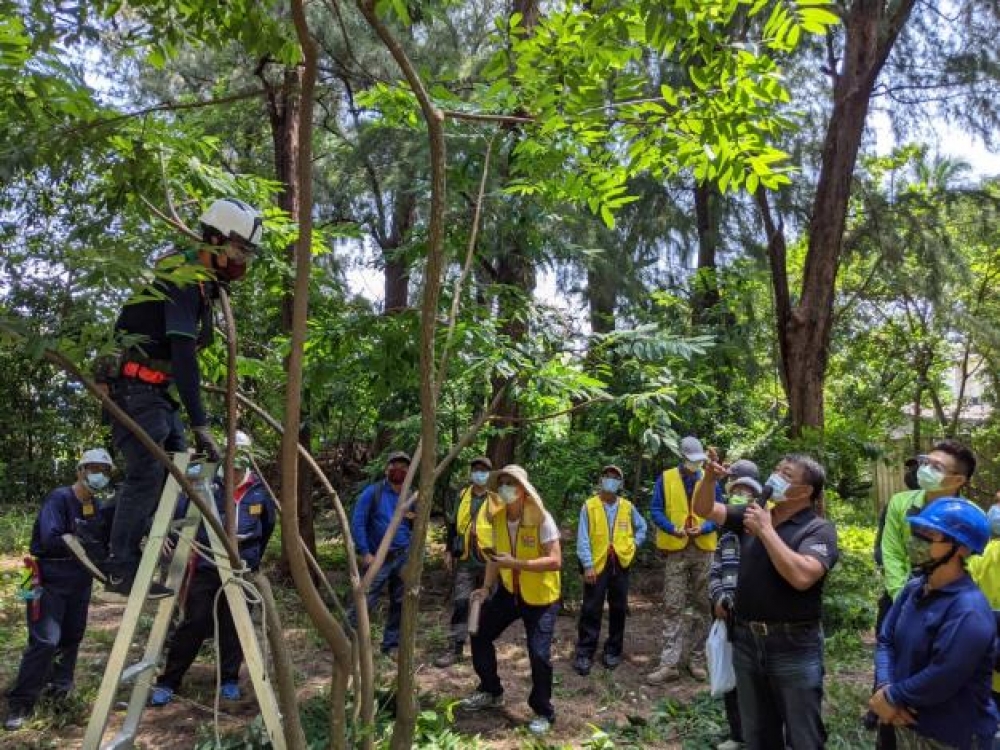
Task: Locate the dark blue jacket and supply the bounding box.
[876,575,999,749]
[177,474,276,572]
[351,481,410,556]
[29,485,112,588]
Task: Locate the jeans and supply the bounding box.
[576,562,630,659]
[732,622,826,750]
[7,578,91,712]
[470,585,559,721]
[107,381,187,574]
[157,569,244,690]
[724,687,743,743]
[349,550,407,652]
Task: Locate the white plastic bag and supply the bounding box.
[706,619,736,697]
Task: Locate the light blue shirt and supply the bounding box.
[577,498,648,570]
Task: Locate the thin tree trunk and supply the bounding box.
[691,181,721,323]
[257,572,308,750]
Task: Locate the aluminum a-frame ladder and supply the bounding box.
[82,452,286,750]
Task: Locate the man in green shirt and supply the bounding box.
[872,439,976,749]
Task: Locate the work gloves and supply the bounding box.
[192,425,221,462]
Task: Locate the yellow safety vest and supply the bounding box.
[493,506,561,606]
[584,495,637,574]
[968,539,1000,692]
[654,467,717,552]
[455,486,495,562]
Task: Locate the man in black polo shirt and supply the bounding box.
[101,197,262,599]
[693,453,838,750]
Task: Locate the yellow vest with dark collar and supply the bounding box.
[654,467,717,552]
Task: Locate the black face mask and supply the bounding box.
[212,254,247,282]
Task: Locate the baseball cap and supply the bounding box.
[386,451,411,466]
[78,448,114,469]
[680,436,707,463]
[601,464,624,478]
[470,456,493,470]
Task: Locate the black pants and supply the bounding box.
[875,591,897,750]
[575,563,629,659]
[724,687,743,742]
[108,381,187,576]
[156,569,243,690]
[471,585,559,721]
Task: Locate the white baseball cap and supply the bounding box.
[78,448,114,469]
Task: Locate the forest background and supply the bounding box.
[3,0,1000,748]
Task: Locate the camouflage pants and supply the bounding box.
[893,727,980,750]
[657,544,712,669]
[448,563,484,647]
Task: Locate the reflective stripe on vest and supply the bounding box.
[585,495,636,574]
[654,467,717,552]
[494,507,561,606]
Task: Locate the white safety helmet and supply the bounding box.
[199,198,263,249]
[233,430,252,449]
[78,448,114,470]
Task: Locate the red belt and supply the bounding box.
[122,361,170,384]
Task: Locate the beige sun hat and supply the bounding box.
[493,464,546,525]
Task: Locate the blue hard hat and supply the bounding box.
[907,498,990,555]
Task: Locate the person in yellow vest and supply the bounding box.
[435,456,500,668]
[460,464,562,737]
[572,465,648,677]
[968,492,1000,720]
[647,436,725,685]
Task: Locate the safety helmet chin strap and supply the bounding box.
[917,542,960,577]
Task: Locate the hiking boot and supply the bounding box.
[460,691,504,711]
[646,665,681,685]
[220,682,241,701]
[434,646,464,668]
[688,663,708,681]
[573,655,592,676]
[103,572,173,602]
[601,652,622,670]
[149,686,174,707]
[527,716,552,736]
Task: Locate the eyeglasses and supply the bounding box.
[916,455,953,474]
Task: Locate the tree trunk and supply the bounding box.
[587,262,615,335]
[765,0,917,436]
[691,182,721,324]
[382,191,417,313]
[261,63,318,568]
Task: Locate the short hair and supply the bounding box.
[784,453,826,502]
[932,439,976,479]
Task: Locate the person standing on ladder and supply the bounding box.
[148,431,275,707]
[435,456,500,668]
[97,198,263,600]
[4,449,116,732]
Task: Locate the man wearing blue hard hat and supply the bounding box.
[871,498,999,749]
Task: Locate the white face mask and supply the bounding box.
[917,464,944,491]
[498,484,519,504]
[85,472,110,492]
[765,473,791,502]
[470,470,490,487]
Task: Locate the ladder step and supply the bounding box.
[120,659,157,683]
[169,518,199,531]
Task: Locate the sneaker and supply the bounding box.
[601,652,622,670]
[434,649,464,668]
[861,710,878,731]
[573,655,592,676]
[103,574,174,602]
[460,691,504,711]
[4,708,29,732]
[149,686,174,707]
[716,740,743,750]
[527,716,552,736]
[220,682,241,701]
[646,665,681,685]
[688,663,708,681]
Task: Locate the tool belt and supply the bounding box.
[121,360,170,384]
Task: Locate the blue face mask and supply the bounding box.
[470,470,490,487]
[85,472,110,492]
[765,473,791,502]
[601,477,622,494]
[988,506,1000,537]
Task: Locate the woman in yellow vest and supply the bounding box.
[460,464,562,737]
[572,464,648,677]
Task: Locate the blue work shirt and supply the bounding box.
[875,575,999,749]
[29,485,112,587]
[176,474,276,571]
[351,481,411,556]
[577,498,648,569]
[650,464,725,535]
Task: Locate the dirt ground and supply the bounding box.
[0,555,720,749]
